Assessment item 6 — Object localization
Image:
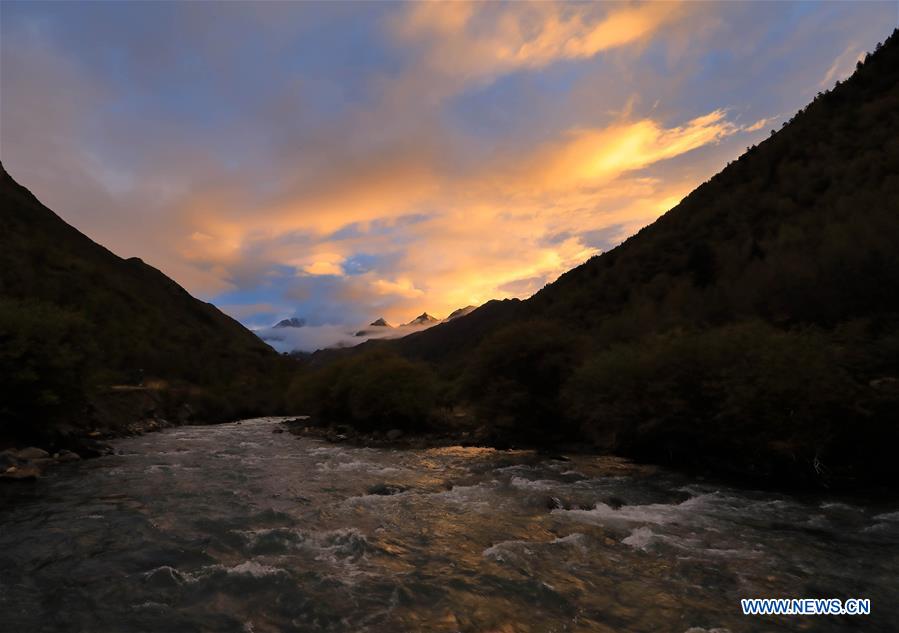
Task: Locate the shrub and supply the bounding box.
[462,320,584,441]
[291,350,441,431]
[563,321,859,478]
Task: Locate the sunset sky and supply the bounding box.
[2,1,896,350]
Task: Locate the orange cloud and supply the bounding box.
[302,260,344,277]
[392,1,689,83]
[743,116,777,133]
[510,109,736,192]
[168,105,739,322]
[820,43,865,88]
[372,278,425,299]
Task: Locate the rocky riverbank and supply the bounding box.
[2,385,214,483]
[0,417,178,483]
[0,446,85,481]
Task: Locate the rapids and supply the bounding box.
[1,417,896,632]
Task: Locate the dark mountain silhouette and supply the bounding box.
[0,163,285,441]
[446,305,478,320]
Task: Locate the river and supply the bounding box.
[1,417,897,632]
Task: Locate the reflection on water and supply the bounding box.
[1,417,897,632]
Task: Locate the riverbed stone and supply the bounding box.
[367,483,408,496]
[16,447,50,460]
[546,496,561,510]
[1,464,41,481]
[0,451,20,469]
[57,450,81,462]
[386,429,404,441]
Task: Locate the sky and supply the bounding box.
[2,1,897,351]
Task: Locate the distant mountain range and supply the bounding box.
[258,307,481,348]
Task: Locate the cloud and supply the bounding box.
[372,278,425,299]
[504,109,737,192]
[391,1,688,84]
[743,116,778,133]
[254,319,442,353]
[151,77,739,328]
[256,324,360,353]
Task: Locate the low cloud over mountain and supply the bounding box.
[254,307,478,352]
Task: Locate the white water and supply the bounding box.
[1,417,896,632]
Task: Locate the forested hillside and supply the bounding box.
[0,165,289,442]
[298,30,899,489]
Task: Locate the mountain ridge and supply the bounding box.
[0,162,287,442]
[274,317,307,329]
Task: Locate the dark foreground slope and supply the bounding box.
[0,164,288,443]
[301,31,899,489]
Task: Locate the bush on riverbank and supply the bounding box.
[460,320,585,442]
[561,321,862,481]
[289,349,443,431]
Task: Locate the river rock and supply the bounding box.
[272,428,285,434]
[1,465,41,481]
[386,429,404,441]
[366,483,408,496]
[56,450,81,462]
[0,451,20,470]
[16,447,50,460]
[546,496,566,510]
